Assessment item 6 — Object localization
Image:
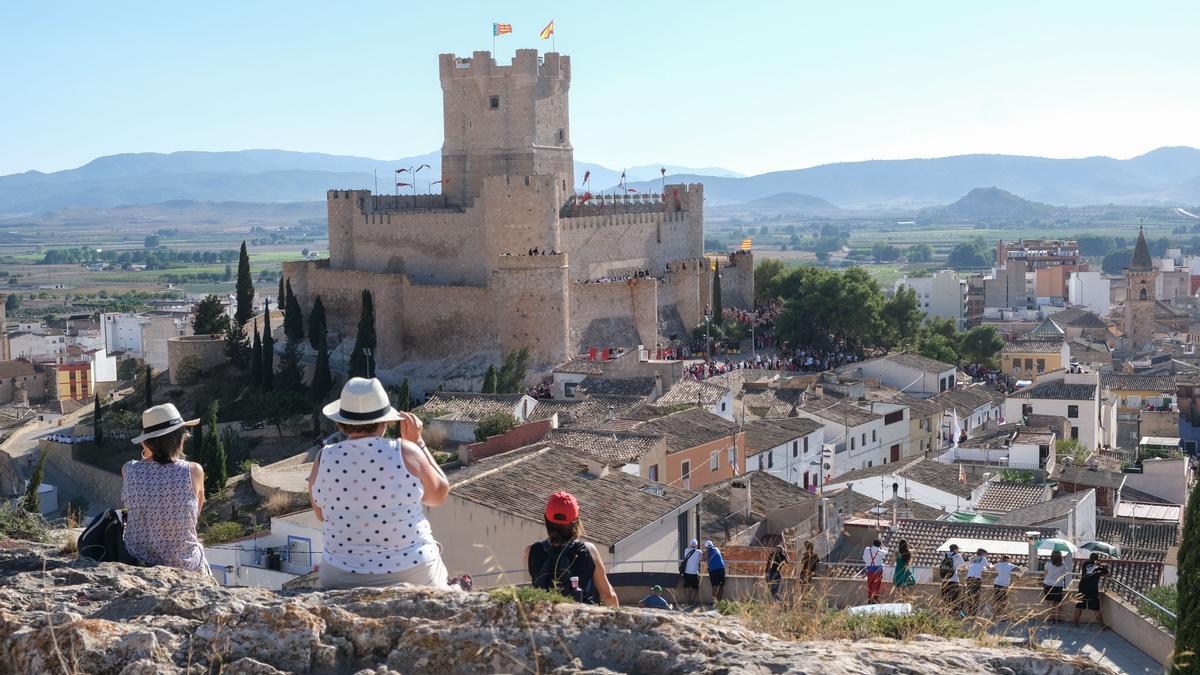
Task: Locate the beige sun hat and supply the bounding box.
[322,377,402,425]
[130,403,200,444]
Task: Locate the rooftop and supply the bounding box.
[527,394,647,429]
[929,386,1000,416]
[976,482,1047,514]
[1055,465,1127,490]
[796,398,881,427]
[1009,382,1097,401]
[699,471,817,541]
[1002,340,1067,354]
[414,392,529,422]
[1096,517,1179,560]
[741,417,823,454]
[576,376,657,398]
[0,360,37,379]
[553,358,606,376]
[1027,318,1065,339]
[1048,307,1110,330]
[654,378,729,409]
[449,444,698,546]
[879,519,1058,568]
[1100,372,1176,393]
[634,408,739,453]
[826,456,986,500]
[853,495,947,521]
[544,428,663,465]
[742,388,804,418]
[994,490,1092,526]
[857,352,956,375]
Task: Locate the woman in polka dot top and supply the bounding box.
[308,378,451,589]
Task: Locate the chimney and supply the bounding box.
[729,478,752,519]
[891,482,899,527]
[606,405,615,421]
[584,458,609,479]
[1026,530,1041,571]
[653,372,663,400]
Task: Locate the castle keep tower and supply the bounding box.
[438,50,573,207]
[1122,228,1157,351]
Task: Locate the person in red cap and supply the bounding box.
[525,491,618,606]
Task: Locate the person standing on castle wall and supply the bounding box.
[308,378,452,590]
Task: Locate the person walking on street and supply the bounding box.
[1073,552,1110,629]
[1042,550,1069,623]
[680,539,701,607]
[892,539,916,596]
[991,555,1022,621]
[939,544,967,614]
[766,544,789,600]
[965,548,992,616]
[704,540,727,604]
[862,538,888,604]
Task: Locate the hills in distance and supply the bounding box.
[2,146,1199,217]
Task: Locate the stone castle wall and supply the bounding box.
[568,277,659,354]
[494,254,569,364]
[166,335,226,385]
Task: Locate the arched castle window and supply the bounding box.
[1139,288,1148,301]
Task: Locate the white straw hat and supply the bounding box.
[322,377,402,425]
[131,403,199,444]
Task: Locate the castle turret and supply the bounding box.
[438,50,573,207]
[1123,227,1157,350]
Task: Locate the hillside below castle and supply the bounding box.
[0,544,1102,674]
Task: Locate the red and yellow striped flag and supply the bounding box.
[539,20,555,40]
[493,22,512,36]
[740,237,752,252]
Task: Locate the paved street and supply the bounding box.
[1010,623,1165,674]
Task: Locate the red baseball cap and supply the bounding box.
[545,491,579,524]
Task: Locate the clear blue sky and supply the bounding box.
[2,1,1197,176]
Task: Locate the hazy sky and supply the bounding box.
[2,1,1198,176]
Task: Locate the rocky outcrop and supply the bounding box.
[0,545,1104,674]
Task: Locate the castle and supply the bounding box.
[284,50,752,369]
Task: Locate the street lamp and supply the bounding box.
[362,348,373,379]
[703,305,712,366]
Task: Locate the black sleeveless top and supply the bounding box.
[527,539,597,603]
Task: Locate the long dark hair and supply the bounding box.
[897,538,911,564]
[143,428,187,465]
[545,518,584,547]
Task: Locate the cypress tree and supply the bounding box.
[310,332,333,405]
[348,290,376,379]
[278,276,285,311]
[277,338,306,394]
[202,401,227,495]
[234,241,254,326]
[283,279,304,342]
[250,326,262,389]
[224,318,250,368]
[482,365,498,394]
[93,396,104,446]
[396,378,411,412]
[144,366,153,408]
[260,301,274,391]
[22,449,47,513]
[307,295,326,351]
[1177,478,1200,673]
[712,268,724,327]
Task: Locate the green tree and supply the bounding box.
[234,241,255,326]
[309,331,333,405]
[201,401,227,495]
[349,290,377,379]
[1102,248,1134,275]
[911,317,961,365]
[481,364,498,394]
[907,243,934,263]
[947,240,992,269]
[93,396,104,446]
[192,294,230,335]
[283,279,304,342]
[144,365,153,408]
[23,449,47,513]
[276,338,307,394]
[307,295,326,351]
[496,347,530,394]
[878,286,923,352]
[1075,234,1115,257]
[250,326,263,389]
[4,294,18,311]
[260,301,274,391]
[474,411,517,441]
[712,269,724,327]
[224,318,250,368]
[754,258,787,303]
[143,234,160,249]
[1176,478,1200,673]
[958,325,1004,366]
[871,242,902,262]
[395,378,411,412]
[117,357,139,382]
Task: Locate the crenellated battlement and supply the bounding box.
[439,49,570,83]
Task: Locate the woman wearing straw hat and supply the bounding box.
[122,403,209,572]
[308,377,451,589]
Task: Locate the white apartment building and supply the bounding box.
[895,269,968,328]
[1067,271,1114,317]
[743,417,826,490]
[1005,369,1109,450]
[102,311,193,371]
[794,399,887,476]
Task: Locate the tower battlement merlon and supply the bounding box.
[438,50,570,82]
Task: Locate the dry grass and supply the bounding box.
[259,491,297,518]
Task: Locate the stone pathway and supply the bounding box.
[1007,623,1164,674]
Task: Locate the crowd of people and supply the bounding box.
[581,269,662,285]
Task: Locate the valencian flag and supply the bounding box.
[740,237,752,252]
[539,20,555,40]
[493,23,512,36]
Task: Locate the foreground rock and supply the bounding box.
[0,545,1104,674]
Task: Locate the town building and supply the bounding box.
[1067,271,1115,317]
[632,407,746,490]
[793,397,885,475]
[1000,318,1071,381]
[1005,369,1109,450]
[838,352,956,398]
[894,270,967,328]
[415,392,540,444]
[822,456,989,517]
[742,417,824,489]
[284,49,752,371]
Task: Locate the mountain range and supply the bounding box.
[2,147,1199,216]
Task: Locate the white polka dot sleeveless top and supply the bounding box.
[312,437,439,575]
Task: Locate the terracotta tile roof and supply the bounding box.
[634,408,739,453]
[976,482,1047,514]
[1099,373,1176,393]
[576,376,656,398]
[527,395,646,429]
[554,358,605,376]
[449,444,698,546]
[741,417,823,454]
[655,378,728,409]
[1009,382,1096,400]
[742,388,804,417]
[0,360,37,379]
[545,428,663,464]
[699,471,817,542]
[994,490,1090,526]
[1003,340,1066,355]
[854,495,947,521]
[1050,308,1109,329]
[1055,465,1127,490]
[825,456,985,500]
[879,519,1058,568]
[859,352,956,374]
[1075,558,1163,601]
[796,398,881,427]
[930,386,998,416]
[414,392,527,422]
[1096,517,1179,558]
[43,398,83,415]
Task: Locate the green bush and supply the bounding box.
[474,411,517,442]
[488,586,569,606]
[1140,584,1177,632]
[0,501,51,543]
[202,521,245,545]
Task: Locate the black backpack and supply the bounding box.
[938,553,955,580]
[77,509,151,566]
[528,539,596,604]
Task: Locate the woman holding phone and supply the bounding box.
[308,377,451,589]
